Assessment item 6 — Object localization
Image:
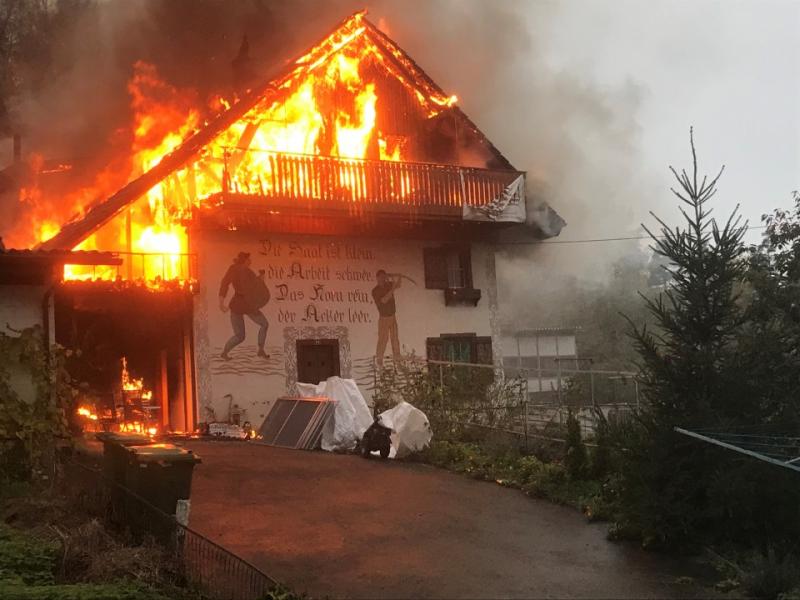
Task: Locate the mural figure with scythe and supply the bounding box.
[372,269,415,367]
[219,251,271,360]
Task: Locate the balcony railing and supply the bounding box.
[222,150,524,215]
[63,252,198,285]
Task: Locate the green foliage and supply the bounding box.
[608,133,800,566]
[741,190,800,428]
[0,582,170,599]
[613,134,753,549]
[740,551,800,600]
[588,413,612,479]
[0,506,176,600]
[0,326,79,482]
[372,357,526,439]
[258,584,308,600]
[0,525,59,586]
[564,410,586,480]
[0,523,168,599]
[420,440,602,511]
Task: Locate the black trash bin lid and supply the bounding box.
[125,443,201,464]
[95,432,152,446]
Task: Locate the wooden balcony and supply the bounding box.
[218,151,525,221]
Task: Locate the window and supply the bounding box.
[423,245,481,306]
[423,245,472,290]
[426,333,493,365]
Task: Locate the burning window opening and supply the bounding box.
[75,357,160,438]
[59,283,197,438]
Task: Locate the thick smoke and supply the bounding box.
[3,0,661,328]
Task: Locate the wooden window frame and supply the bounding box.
[425,332,493,365]
[423,245,481,306]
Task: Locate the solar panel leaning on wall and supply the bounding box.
[259,396,336,450]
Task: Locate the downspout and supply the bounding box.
[41,283,55,368]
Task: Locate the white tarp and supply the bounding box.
[378,401,433,459]
[297,376,373,452]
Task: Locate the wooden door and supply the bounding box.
[296,339,340,384]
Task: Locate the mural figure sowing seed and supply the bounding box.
[219,251,271,360]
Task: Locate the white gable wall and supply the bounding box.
[192,230,501,428]
[0,285,48,405]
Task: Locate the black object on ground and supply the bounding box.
[360,419,392,459]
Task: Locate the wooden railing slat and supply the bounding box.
[231,151,521,210]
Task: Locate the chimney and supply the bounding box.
[13,133,21,163]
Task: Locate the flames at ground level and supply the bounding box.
[76,357,160,438]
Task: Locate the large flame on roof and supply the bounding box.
[12,12,460,285]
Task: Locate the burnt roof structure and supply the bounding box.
[39,11,561,251]
[0,249,121,285]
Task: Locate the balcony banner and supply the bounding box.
[462,174,526,222]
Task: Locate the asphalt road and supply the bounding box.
[185,441,714,599]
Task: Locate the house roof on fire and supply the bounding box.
[38,11,544,251]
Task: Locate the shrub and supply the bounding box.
[741,551,800,600]
[564,410,587,480]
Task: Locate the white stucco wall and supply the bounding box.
[0,285,47,405]
[0,285,45,332]
[192,230,501,428]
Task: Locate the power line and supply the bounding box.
[498,225,767,246]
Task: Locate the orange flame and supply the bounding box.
[77,405,99,421]
[11,13,460,286]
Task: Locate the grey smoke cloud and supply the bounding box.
[3,0,669,328]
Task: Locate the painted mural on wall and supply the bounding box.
[218,251,271,360]
[199,232,496,428]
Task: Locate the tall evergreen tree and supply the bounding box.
[615,131,748,548]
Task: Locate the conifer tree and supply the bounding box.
[616,130,748,548]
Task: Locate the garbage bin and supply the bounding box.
[123,444,201,517]
[96,432,152,486]
[95,432,151,522]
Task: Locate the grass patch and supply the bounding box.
[0,524,59,586]
[0,581,170,600]
[0,522,169,599]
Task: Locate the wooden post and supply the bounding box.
[159,349,169,430]
[182,309,195,433]
[126,208,133,280]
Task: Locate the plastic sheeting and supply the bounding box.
[297,377,373,452]
[378,401,433,459]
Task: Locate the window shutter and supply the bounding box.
[475,336,493,365]
[458,245,474,289]
[426,337,444,361]
[423,248,448,289]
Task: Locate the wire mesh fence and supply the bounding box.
[60,456,276,600]
[371,357,641,445]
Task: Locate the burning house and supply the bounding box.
[4,11,563,434]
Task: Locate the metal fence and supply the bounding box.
[61,456,276,600]
[371,357,641,444]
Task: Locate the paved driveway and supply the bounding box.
[185,441,712,599]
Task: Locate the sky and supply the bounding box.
[542,0,800,242]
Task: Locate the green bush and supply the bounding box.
[564,410,587,480]
[258,583,308,600]
[0,525,59,586]
[0,582,169,600]
[588,414,612,479]
[741,551,800,600]
[420,441,602,512]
